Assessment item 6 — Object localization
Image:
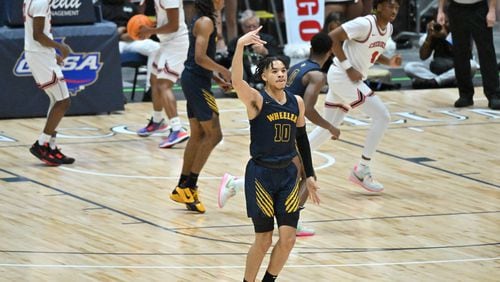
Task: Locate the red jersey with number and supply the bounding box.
[333,15,393,80]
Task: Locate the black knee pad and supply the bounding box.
[252,216,274,233]
[276,211,300,229]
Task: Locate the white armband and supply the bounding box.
[339,60,352,70]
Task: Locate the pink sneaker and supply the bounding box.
[218,173,237,208]
[348,165,384,192]
[137,118,168,137]
[296,224,315,237]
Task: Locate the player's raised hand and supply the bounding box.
[237,26,267,47]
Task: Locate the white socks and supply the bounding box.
[38,133,51,146]
[170,117,182,131]
[152,111,163,123]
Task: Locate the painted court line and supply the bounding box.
[0,257,497,269]
[58,151,335,178]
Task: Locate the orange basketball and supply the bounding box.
[127,14,154,40]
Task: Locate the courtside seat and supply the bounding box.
[120,51,147,101]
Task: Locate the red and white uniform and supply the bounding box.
[24,0,53,54]
[309,15,393,159]
[333,14,393,80]
[326,14,393,108]
[151,0,189,82]
[23,0,68,100]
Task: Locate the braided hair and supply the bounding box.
[195,0,216,23]
[253,56,288,84]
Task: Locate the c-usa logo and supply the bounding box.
[13,38,103,95]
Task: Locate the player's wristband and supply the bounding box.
[339,60,352,70]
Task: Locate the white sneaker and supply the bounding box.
[218,173,237,208]
[296,223,315,237]
[348,165,384,192]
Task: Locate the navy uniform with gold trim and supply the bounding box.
[285,59,321,98]
[245,89,301,232]
[181,15,218,121]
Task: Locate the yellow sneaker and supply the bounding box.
[185,188,206,213]
[170,186,195,204]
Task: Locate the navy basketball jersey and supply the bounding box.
[184,15,217,78]
[285,59,321,98]
[249,90,299,165]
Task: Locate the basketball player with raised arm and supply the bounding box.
[232,26,320,282]
[24,0,75,166]
[308,0,402,192]
[136,0,190,148]
[218,33,341,237]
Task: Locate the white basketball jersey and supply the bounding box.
[333,15,393,80]
[154,0,188,42]
[23,0,54,54]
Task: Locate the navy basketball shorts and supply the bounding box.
[244,159,301,233]
[181,70,219,121]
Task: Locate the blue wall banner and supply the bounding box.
[0,21,124,118]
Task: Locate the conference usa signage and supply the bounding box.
[283,0,325,45]
[4,0,96,26]
[13,38,103,95]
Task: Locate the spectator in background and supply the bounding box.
[437,0,500,109]
[404,20,478,89]
[101,0,160,95]
[213,0,237,59]
[221,0,238,41]
[227,9,288,88]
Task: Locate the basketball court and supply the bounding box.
[0,87,499,281]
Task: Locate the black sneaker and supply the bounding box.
[51,147,75,164]
[488,97,500,110]
[454,97,474,108]
[30,141,61,166]
[411,78,438,89]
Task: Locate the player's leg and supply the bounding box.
[157,78,188,148]
[349,88,390,192]
[245,227,273,282]
[157,41,189,148]
[171,74,221,212]
[137,71,168,137]
[26,52,72,165]
[308,97,348,149]
[42,82,74,165]
[266,165,300,279]
[308,73,350,150]
[265,225,296,280]
[244,160,274,282]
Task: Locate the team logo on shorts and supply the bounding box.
[13,38,103,95]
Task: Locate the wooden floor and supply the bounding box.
[0,87,499,281]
